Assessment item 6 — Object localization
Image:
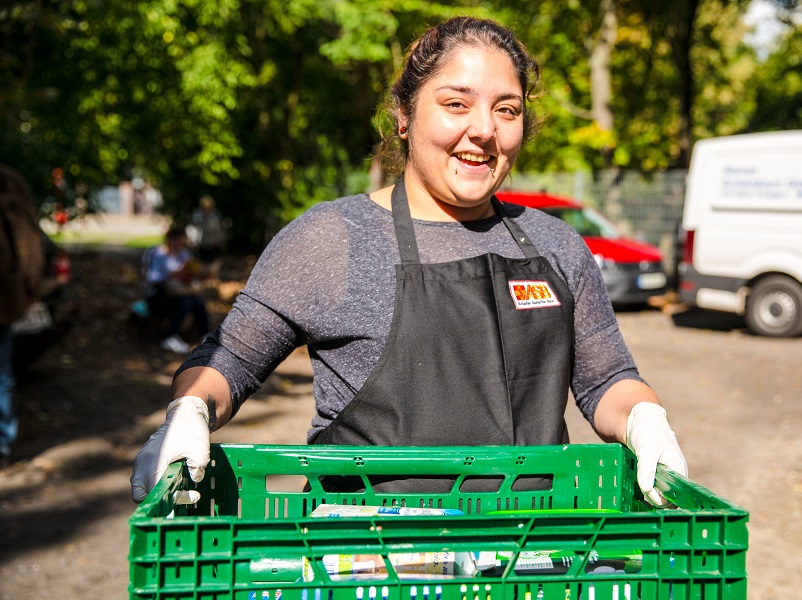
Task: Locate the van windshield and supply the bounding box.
[542,207,621,239]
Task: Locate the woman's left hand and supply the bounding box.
[626,402,688,507]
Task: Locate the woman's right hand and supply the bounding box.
[130,396,211,503]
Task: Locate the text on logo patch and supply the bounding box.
[508,280,561,310]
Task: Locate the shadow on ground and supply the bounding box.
[670,306,748,333]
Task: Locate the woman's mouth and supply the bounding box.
[454,151,494,168]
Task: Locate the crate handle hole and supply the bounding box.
[511,474,553,492]
[459,476,503,493]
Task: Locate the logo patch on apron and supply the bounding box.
[508,280,561,310]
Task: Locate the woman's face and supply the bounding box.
[402,44,525,219]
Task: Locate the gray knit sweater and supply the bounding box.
[178,194,645,442]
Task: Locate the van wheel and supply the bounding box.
[745,276,802,337]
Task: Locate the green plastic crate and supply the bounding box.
[129,444,748,600]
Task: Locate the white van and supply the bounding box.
[678,130,802,337]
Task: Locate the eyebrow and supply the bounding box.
[434,85,523,103]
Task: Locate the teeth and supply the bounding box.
[456,152,490,163]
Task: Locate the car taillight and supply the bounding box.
[53,253,71,284]
[681,229,695,267]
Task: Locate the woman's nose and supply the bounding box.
[467,108,496,141]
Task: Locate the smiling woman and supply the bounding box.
[132,17,688,507]
[373,18,539,222]
[396,47,525,221]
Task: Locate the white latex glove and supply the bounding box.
[626,402,688,507]
[131,396,210,503]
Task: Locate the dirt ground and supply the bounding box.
[1,247,800,600]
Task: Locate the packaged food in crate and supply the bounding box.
[129,443,748,600]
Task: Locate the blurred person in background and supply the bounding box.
[0,165,46,468]
[143,225,211,354]
[189,195,226,278]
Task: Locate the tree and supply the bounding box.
[1,0,796,249]
[0,0,469,247]
[506,0,763,171]
[746,3,802,131]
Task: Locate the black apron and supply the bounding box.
[312,176,575,492]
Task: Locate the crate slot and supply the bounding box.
[459,476,504,493]
[511,475,553,492]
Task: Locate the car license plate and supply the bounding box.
[637,273,667,290]
[11,301,54,335]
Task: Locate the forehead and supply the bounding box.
[427,44,520,91]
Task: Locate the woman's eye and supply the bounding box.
[498,105,520,116]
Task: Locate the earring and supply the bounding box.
[399,126,407,135]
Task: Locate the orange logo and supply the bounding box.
[508,280,561,310]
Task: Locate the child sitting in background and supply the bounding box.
[143,225,211,354]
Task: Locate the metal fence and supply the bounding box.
[505,170,689,276]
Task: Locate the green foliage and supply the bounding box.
[747,19,802,131]
[0,0,796,249]
[691,1,758,140]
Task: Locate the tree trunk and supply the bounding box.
[589,0,618,168]
[671,0,701,168]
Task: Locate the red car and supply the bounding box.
[497,190,668,305]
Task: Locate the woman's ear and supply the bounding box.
[397,110,410,139]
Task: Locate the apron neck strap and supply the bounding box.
[491,196,542,258]
[391,175,542,263]
[391,174,420,264]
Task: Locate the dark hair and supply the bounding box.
[0,165,34,205]
[376,17,541,179]
[165,224,187,241]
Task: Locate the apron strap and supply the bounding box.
[391,175,420,264]
[391,175,543,262]
[492,196,542,259]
